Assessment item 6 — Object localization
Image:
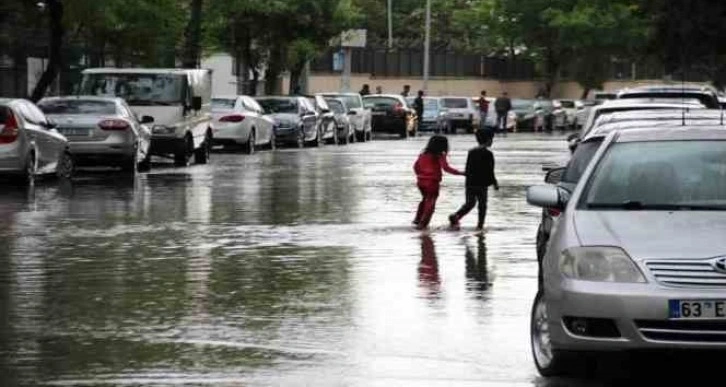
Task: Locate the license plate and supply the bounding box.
[669,300,726,319]
[60,127,90,136]
[371,111,385,116]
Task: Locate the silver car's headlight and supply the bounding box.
[560,247,646,283]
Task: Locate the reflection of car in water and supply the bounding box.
[38,96,152,173]
[81,68,213,167]
[210,96,275,154]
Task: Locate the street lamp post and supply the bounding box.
[422,0,431,92]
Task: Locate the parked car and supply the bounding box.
[534,109,722,272]
[617,84,721,109]
[38,96,152,172]
[573,100,601,130]
[81,68,213,167]
[323,97,354,144]
[210,95,275,154]
[255,96,318,148]
[527,126,726,377]
[439,96,479,133]
[512,99,553,131]
[319,93,372,142]
[555,99,577,129]
[308,95,337,145]
[362,94,415,138]
[0,98,74,184]
[591,91,617,100]
[407,97,447,132]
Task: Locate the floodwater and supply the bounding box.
[0,132,674,386]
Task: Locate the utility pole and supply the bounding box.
[422,0,431,92]
[387,0,393,49]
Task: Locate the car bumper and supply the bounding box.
[213,124,250,144]
[547,280,726,351]
[371,116,406,133]
[150,136,186,156]
[274,127,301,143]
[69,143,136,165]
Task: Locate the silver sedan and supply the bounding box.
[0,98,73,184]
[527,126,726,377]
[38,96,152,172]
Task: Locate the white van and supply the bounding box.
[80,68,213,166]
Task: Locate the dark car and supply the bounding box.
[323,98,355,145]
[308,95,337,145]
[362,94,414,138]
[255,96,318,148]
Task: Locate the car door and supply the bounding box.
[245,97,272,144]
[17,101,64,173]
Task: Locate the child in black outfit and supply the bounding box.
[449,131,499,230]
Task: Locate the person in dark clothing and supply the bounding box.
[449,131,499,231]
[360,84,371,96]
[413,90,425,132]
[494,92,512,135]
[402,85,411,97]
[478,90,490,132]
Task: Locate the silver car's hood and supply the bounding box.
[574,211,726,260]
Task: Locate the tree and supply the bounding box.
[30,0,64,102]
[182,0,204,68]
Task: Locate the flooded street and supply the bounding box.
[1,133,585,386]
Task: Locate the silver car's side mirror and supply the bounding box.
[527,185,567,209]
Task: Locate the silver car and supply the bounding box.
[527,126,726,377]
[0,98,74,184]
[439,96,479,134]
[319,93,372,142]
[38,96,152,172]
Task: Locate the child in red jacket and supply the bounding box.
[413,135,463,229]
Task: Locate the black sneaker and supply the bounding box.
[448,214,460,229]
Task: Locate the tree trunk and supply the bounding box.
[580,87,590,100]
[182,0,203,68]
[265,47,284,95]
[288,60,305,95]
[543,48,560,98]
[30,0,63,102]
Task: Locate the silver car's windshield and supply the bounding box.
[81,73,185,106]
[583,141,726,210]
[38,99,117,115]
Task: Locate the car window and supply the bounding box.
[38,99,117,115]
[441,98,468,109]
[583,140,726,209]
[561,139,603,184]
[256,98,298,114]
[327,99,345,114]
[211,98,237,110]
[363,96,399,108]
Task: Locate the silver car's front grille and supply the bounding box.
[646,260,726,287]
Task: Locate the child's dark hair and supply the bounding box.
[476,130,493,145]
[424,135,449,155]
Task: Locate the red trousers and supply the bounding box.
[414,181,440,228]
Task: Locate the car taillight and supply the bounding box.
[219,114,245,123]
[394,103,405,114]
[99,119,130,131]
[548,208,561,217]
[0,111,20,144]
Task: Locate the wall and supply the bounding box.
[201,53,238,96]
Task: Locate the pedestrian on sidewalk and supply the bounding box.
[477,90,490,132]
[494,91,512,135]
[449,131,499,231]
[413,135,464,230]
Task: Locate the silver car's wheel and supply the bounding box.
[532,291,554,370]
[531,291,590,377]
[56,151,75,180]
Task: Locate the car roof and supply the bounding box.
[82,68,211,75]
[39,95,122,103]
[598,98,704,108]
[363,94,403,99]
[615,126,726,142]
[320,92,360,96]
[255,96,299,100]
[618,84,717,94]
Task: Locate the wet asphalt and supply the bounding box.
[0,132,674,386]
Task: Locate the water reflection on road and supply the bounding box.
[0,133,612,386]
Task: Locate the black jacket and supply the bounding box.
[465,146,498,188]
[494,97,511,113]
